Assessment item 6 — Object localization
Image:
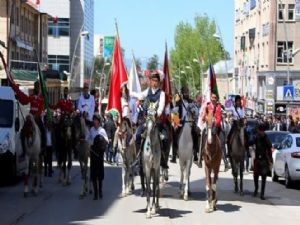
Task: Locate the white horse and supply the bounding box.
[22,114,42,197]
[178,103,198,201]
[143,102,161,219]
[115,118,136,197]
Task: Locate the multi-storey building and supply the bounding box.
[70,0,94,90]
[40,0,71,75]
[234,0,300,115]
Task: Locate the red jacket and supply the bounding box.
[54,98,74,116]
[203,102,222,128]
[11,82,44,117]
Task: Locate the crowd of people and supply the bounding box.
[8,69,283,201]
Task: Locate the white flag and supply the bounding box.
[127,57,141,124]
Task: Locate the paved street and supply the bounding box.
[1,160,300,225]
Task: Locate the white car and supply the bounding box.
[272,133,300,188]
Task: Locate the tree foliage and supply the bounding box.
[91,56,111,90]
[147,54,159,70]
[170,14,225,97]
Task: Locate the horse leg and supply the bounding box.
[38,155,43,188]
[212,171,219,211]
[151,171,157,215]
[145,173,151,219]
[240,162,244,196]
[66,148,72,185]
[139,159,145,197]
[233,163,239,193]
[155,170,160,210]
[180,165,184,197]
[79,162,85,199]
[183,164,189,201]
[32,162,38,196]
[122,166,126,197]
[204,168,213,213]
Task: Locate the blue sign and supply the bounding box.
[283,85,294,99]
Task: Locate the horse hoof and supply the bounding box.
[146,212,151,219]
[89,190,93,195]
[240,192,244,196]
[184,195,188,201]
[151,207,156,215]
[205,207,212,213]
[24,192,28,198]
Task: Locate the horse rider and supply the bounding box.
[53,87,74,118]
[77,83,95,127]
[199,92,222,165]
[171,86,199,163]
[130,70,166,157]
[10,80,46,157]
[87,114,109,200]
[226,95,246,159]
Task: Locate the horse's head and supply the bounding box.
[73,113,86,141]
[235,119,245,147]
[146,102,158,134]
[206,109,215,144]
[118,119,131,151]
[186,103,198,122]
[62,115,73,139]
[23,114,36,146]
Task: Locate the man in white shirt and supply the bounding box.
[77,83,95,125]
[227,95,246,151]
[130,71,165,118]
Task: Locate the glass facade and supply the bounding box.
[83,0,94,81]
[48,55,70,73]
[48,18,70,37]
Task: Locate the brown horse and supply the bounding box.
[203,109,222,213]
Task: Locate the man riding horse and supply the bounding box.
[199,92,222,164]
[130,70,167,164]
[172,86,199,163]
[226,95,246,161]
[53,87,74,118]
[77,83,95,127]
[10,80,46,157]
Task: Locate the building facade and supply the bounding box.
[0,0,48,72]
[234,0,300,115]
[94,34,104,57]
[40,0,71,75]
[70,0,94,90]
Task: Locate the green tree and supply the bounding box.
[170,14,225,97]
[91,56,111,91]
[147,55,159,70]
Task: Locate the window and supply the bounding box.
[0,100,13,128]
[277,41,293,63]
[288,4,295,21]
[278,4,285,20]
[241,36,246,50]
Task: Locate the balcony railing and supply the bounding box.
[10,59,38,71]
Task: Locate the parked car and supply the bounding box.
[265,131,289,152]
[272,133,300,188]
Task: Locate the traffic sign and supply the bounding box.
[283,85,294,100]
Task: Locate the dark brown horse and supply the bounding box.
[203,109,222,213]
[229,119,246,195]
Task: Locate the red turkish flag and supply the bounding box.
[162,43,172,106]
[106,36,128,117]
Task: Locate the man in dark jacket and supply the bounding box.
[103,113,116,163]
[250,123,273,200]
[171,86,199,163]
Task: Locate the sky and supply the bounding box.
[94,0,234,63]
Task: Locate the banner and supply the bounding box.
[104,36,115,59]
